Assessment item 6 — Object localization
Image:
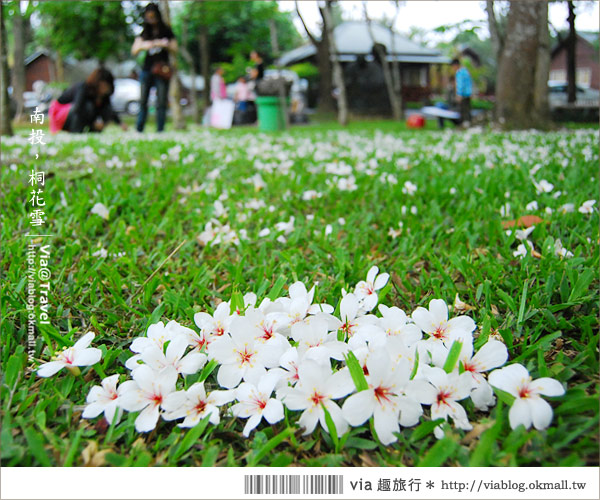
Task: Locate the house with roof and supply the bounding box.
[550,31,599,89]
[278,21,450,114]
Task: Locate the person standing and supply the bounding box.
[210,67,227,103]
[49,68,127,133]
[451,58,472,127]
[131,3,177,132]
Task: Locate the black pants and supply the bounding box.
[459,97,471,124]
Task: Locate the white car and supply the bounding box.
[111,78,154,116]
[548,81,599,108]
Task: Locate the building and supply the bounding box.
[278,21,449,114]
[24,51,56,91]
[550,31,599,89]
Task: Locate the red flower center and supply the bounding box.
[238,348,254,365]
[436,390,451,406]
[374,385,394,405]
[518,386,531,399]
[310,391,325,406]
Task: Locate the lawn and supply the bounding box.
[1,120,598,467]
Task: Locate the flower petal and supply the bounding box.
[262,398,284,424]
[217,363,244,389]
[73,348,102,367]
[530,398,554,430]
[509,398,532,430]
[135,405,160,432]
[531,378,565,397]
[342,390,375,426]
[472,340,508,371]
[37,361,64,378]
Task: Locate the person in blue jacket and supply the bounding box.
[451,58,472,126]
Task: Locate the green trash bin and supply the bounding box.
[256,96,287,132]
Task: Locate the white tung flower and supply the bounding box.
[82,374,125,424]
[425,366,473,439]
[231,372,284,437]
[277,360,354,436]
[342,350,435,445]
[412,299,475,346]
[578,200,596,214]
[488,363,565,430]
[161,382,234,428]
[90,202,110,220]
[119,365,178,433]
[38,332,102,377]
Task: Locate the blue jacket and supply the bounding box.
[456,67,472,98]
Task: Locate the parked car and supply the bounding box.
[548,81,600,108]
[112,78,154,116]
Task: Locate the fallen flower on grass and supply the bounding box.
[578,199,596,214]
[231,372,284,437]
[82,374,125,424]
[488,363,565,430]
[278,360,354,436]
[38,332,102,377]
[90,202,110,220]
[119,365,178,433]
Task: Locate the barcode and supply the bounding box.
[244,475,344,495]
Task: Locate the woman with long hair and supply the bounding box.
[48,68,127,133]
[131,2,177,132]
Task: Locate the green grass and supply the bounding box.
[1,120,598,466]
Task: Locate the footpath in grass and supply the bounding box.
[1,122,598,466]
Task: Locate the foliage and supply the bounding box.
[290,62,320,80]
[34,1,133,61]
[172,1,302,73]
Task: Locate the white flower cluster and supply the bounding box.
[38,267,565,444]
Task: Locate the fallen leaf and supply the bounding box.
[461,422,494,446]
[501,215,544,229]
[453,293,475,313]
[491,305,500,316]
[81,441,111,467]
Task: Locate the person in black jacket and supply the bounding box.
[54,68,126,133]
[131,2,177,132]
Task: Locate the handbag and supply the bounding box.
[151,61,172,80]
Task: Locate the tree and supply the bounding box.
[566,1,577,103]
[6,1,33,122]
[174,2,300,72]
[35,1,132,64]
[160,0,185,130]
[322,0,348,125]
[487,1,551,129]
[295,0,335,112]
[1,3,13,136]
[363,1,402,120]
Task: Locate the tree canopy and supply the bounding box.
[171,1,302,75]
[34,1,134,62]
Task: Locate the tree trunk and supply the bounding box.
[160,0,185,130]
[199,18,210,112]
[11,2,25,122]
[1,3,13,136]
[363,2,401,120]
[316,40,334,112]
[180,19,199,123]
[495,1,550,130]
[55,51,64,82]
[566,1,577,103]
[322,1,348,125]
[533,3,551,126]
[295,0,334,113]
[390,1,403,117]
